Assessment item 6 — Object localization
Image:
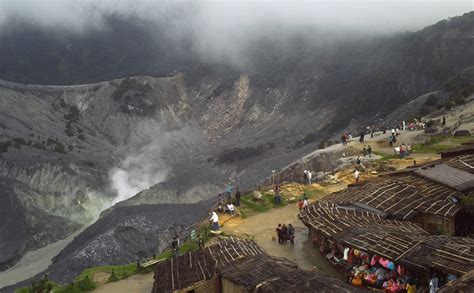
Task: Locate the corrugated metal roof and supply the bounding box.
[414,164,474,192]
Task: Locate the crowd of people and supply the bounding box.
[275,223,295,245]
[341,132,353,145]
[210,185,242,231]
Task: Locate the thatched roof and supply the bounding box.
[152,237,267,293]
[299,202,474,275]
[152,237,365,292]
[219,254,365,293]
[319,173,463,220]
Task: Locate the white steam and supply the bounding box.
[109,120,171,205]
[110,148,169,205]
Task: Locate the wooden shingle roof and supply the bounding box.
[319,174,462,219]
[219,254,365,293]
[299,203,474,276]
[152,237,267,293]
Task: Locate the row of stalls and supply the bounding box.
[299,145,474,291]
[315,144,474,237]
[300,204,474,291]
[299,144,474,292]
[151,237,365,293]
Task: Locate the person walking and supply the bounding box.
[442,116,446,127]
[359,133,365,143]
[210,211,219,231]
[367,145,372,157]
[363,146,367,157]
[303,170,308,185]
[354,170,360,183]
[307,171,312,185]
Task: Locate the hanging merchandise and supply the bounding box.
[379,258,395,270]
[397,265,406,276]
[371,255,380,266]
[343,248,350,261]
[347,249,355,264]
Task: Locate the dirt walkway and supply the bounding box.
[92,272,153,293]
[220,199,342,279]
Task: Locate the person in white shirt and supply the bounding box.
[303,198,309,208]
[354,170,360,183]
[210,211,219,230]
[227,203,235,216]
[307,171,312,185]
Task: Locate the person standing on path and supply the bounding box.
[281,224,288,244]
[226,185,233,203]
[274,185,282,205]
[307,171,312,185]
[171,235,180,257]
[298,199,304,210]
[367,145,372,157]
[303,170,308,185]
[276,224,283,244]
[354,170,360,183]
[210,211,219,231]
[303,196,309,208]
[429,273,439,293]
[197,236,205,249]
[442,115,446,127]
[288,224,295,245]
[235,187,241,206]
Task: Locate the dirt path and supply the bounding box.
[220,197,342,279]
[92,272,153,293]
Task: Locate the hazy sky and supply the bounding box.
[0,0,471,70]
[0,0,471,34]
